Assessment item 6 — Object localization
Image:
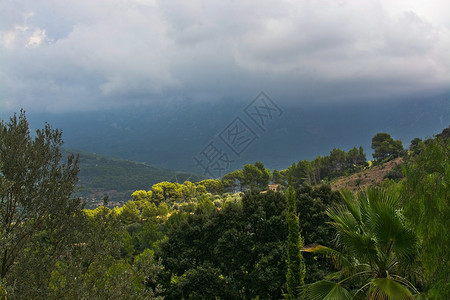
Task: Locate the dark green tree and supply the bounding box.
[296,184,342,283]
[169,262,228,299]
[241,162,271,191]
[409,137,424,156]
[287,160,311,188]
[222,169,244,193]
[272,169,286,186]
[434,126,450,140]
[285,186,305,299]
[329,148,347,174]
[0,111,81,282]
[371,132,404,161]
[159,191,288,299]
[346,146,367,171]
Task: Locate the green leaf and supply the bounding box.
[368,277,414,300]
[339,189,361,224]
[302,244,352,271]
[305,280,352,300]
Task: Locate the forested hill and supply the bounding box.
[62,148,204,208]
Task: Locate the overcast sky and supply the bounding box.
[1,0,449,113]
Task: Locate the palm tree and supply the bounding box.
[303,187,421,299]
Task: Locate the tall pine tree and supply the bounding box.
[285,186,305,299]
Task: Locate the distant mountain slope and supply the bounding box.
[62,149,204,208]
[23,93,449,173]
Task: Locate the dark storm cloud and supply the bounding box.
[1,0,449,112]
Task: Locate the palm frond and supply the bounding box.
[327,204,359,234]
[367,187,399,210]
[308,187,421,299]
[339,189,362,224]
[368,277,415,300]
[390,274,420,294]
[337,230,378,264]
[302,244,352,270]
[357,190,371,225]
[305,280,352,300]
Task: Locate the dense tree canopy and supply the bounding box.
[296,184,342,283]
[158,191,288,299]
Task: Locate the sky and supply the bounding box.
[1,0,449,113]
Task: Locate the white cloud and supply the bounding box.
[0,0,449,112]
[1,31,17,49]
[26,28,47,48]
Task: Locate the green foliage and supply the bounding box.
[304,187,420,299]
[0,112,216,298]
[288,160,312,187]
[49,254,164,299]
[195,196,216,215]
[159,191,288,298]
[0,284,5,300]
[306,280,352,300]
[371,132,404,162]
[285,186,305,299]
[169,262,229,299]
[131,190,153,202]
[116,201,141,225]
[296,184,342,283]
[131,180,209,213]
[0,111,81,285]
[125,220,163,254]
[241,161,272,191]
[142,203,158,219]
[180,181,197,200]
[222,169,244,192]
[43,207,164,299]
[222,162,272,192]
[368,277,415,299]
[272,169,286,185]
[409,137,425,156]
[152,181,182,204]
[2,110,446,299]
[383,163,404,181]
[285,147,367,188]
[197,179,224,195]
[403,135,450,298]
[157,202,170,218]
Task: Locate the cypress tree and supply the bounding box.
[285,186,305,299]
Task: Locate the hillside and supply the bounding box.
[62,149,204,208]
[331,157,403,191]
